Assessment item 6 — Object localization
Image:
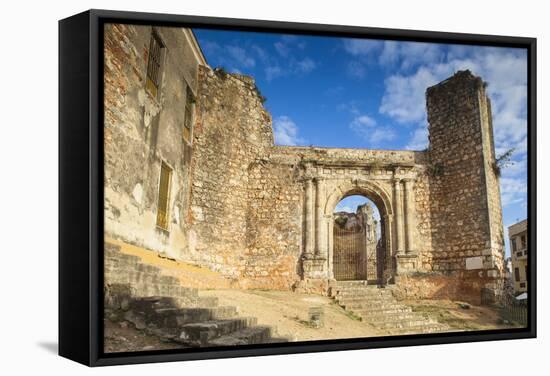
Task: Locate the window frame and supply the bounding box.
[156,160,173,231]
[182,83,195,145]
[514,267,520,282]
[145,29,166,100]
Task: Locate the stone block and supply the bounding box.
[465,256,483,270]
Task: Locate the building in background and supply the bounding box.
[509,219,528,295]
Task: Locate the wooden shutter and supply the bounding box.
[183,90,194,143]
[156,162,172,229]
[146,32,163,98]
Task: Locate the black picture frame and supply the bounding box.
[59,9,537,367]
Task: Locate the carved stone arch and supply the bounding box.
[324,178,395,283]
[324,178,393,218]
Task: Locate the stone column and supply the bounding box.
[403,179,416,254]
[303,178,314,258]
[393,179,405,254]
[385,215,393,271]
[314,177,326,259]
[327,215,334,279]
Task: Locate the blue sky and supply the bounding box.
[193,29,528,256]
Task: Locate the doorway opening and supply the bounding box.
[333,195,385,283]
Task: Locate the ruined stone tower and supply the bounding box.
[426,70,505,300]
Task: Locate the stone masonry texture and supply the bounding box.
[104,24,506,303]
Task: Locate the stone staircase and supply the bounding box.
[329,281,450,335]
[104,243,287,347]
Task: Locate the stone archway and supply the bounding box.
[300,162,421,286]
[325,181,394,285]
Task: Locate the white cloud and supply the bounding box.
[337,101,361,116]
[343,39,382,56]
[347,61,366,79]
[295,58,316,73]
[376,46,527,159]
[265,66,284,81]
[225,46,255,68]
[379,41,445,70]
[500,177,527,207]
[274,41,291,57]
[273,116,307,146]
[203,38,315,82]
[262,37,318,81]
[201,41,256,71]
[379,67,439,124]
[369,127,397,145]
[500,155,527,178]
[251,45,269,63]
[406,124,429,150]
[351,115,376,128]
[349,114,396,147]
[335,204,354,213]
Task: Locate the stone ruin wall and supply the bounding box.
[256,147,435,278]
[187,67,274,282]
[424,71,505,303]
[103,23,505,303]
[188,68,437,290]
[189,70,505,302]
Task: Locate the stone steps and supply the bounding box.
[334,290,394,298]
[339,300,407,310]
[387,324,451,335]
[331,282,450,335]
[208,326,285,347]
[178,317,258,346]
[357,311,420,323]
[106,268,186,287]
[353,306,413,316]
[104,242,286,348]
[369,317,438,330]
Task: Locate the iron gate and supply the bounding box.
[333,226,367,281]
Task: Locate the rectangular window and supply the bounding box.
[511,237,517,253]
[183,89,194,143]
[156,162,172,230]
[520,235,527,249]
[514,267,520,282]
[146,31,164,98]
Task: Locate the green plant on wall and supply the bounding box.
[493,148,515,177]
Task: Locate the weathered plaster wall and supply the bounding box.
[104,24,200,260]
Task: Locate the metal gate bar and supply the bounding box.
[333,226,366,281]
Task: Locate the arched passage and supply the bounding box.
[333,195,382,282]
[324,180,395,285]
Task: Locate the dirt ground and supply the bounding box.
[404,299,524,331]
[201,289,386,341]
[104,290,521,352]
[202,289,521,341]
[104,319,186,353]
